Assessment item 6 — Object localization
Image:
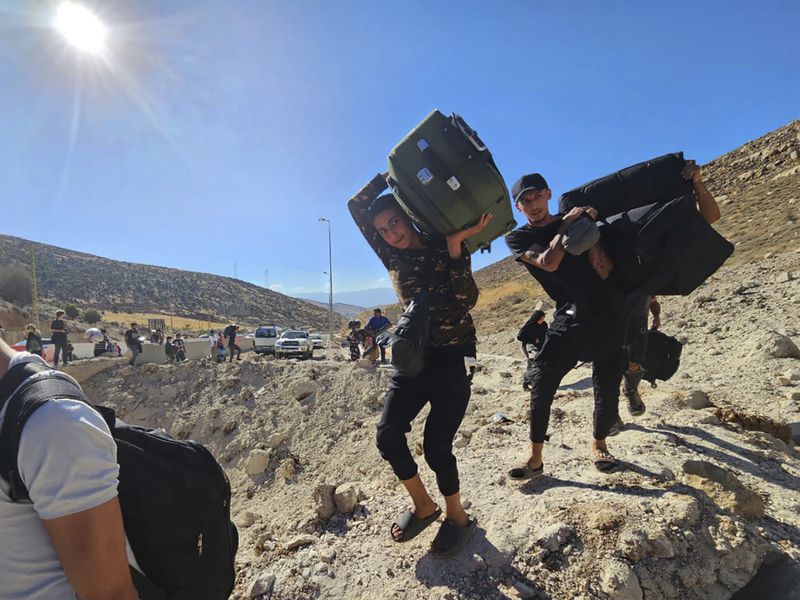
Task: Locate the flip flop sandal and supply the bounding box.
[430,516,478,557]
[390,506,442,543]
[508,462,544,480]
[594,451,618,473]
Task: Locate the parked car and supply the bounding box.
[309,333,324,349]
[253,325,283,354]
[274,330,313,359]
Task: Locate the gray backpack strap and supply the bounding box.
[0,363,86,502]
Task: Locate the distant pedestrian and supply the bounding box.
[124,322,142,367]
[164,336,177,363]
[50,310,69,367]
[347,321,362,361]
[208,330,217,359]
[216,333,226,363]
[365,309,392,364]
[24,324,43,357]
[65,342,76,363]
[174,333,187,362]
[224,324,241,362]
[150,329,164,345]
[94,328,111,357]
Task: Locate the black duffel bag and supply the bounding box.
[377,291,430,377]
[559,153,694,218]
[599,195,734,296]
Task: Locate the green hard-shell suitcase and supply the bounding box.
[387,110,516,253]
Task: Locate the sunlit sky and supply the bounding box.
[1,1,798,298]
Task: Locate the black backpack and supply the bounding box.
[0,362,238,600]
[641,329,683,386]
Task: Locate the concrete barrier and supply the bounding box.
[63,357,129,385]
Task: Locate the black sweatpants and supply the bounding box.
[625,296,651,366]
[376,347,471,497]
[228,342,241,361]
[528,324,626,443]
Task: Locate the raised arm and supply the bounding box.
[683,160,721,225]
[443,214,494,311]
[347,173,391,268]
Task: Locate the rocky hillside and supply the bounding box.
[0,235,341,330]
[473,119,800,307]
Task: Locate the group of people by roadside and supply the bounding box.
[348,159,721,556]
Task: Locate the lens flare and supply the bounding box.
[54,2,107,55]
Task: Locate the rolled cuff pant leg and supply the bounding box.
[528,333,579,443]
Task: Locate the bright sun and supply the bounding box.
[54,2,107,55]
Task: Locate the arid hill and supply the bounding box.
[0,235,341,331]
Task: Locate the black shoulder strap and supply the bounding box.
[0,362,87,502]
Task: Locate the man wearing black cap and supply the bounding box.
[504,173,627,476]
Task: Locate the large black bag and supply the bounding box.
[377,291,430,377]
[599,195,734,296]
[0,362,237,600]
[559,153,694,218]
[642,330,683,386]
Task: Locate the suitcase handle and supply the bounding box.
[451,113,487,152]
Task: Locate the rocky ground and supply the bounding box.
[79,249,800,599]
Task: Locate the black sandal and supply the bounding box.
[430,516,477,557]
[508,461,544,480]
[390,506,442,542]
[594,450,618,473]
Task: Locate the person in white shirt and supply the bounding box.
[208,329,217,359]
[0,339,138,600]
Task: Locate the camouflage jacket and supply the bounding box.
[348,179,478,348]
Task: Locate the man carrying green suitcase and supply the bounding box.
[348,174,492,556]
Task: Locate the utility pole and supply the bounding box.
[318,217,334,350]
[30,249,39,328]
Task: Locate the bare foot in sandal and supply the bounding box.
[592,441,618,473]
[391,503,441,542]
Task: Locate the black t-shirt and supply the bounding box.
[125,328,140,346]
[50,319,67,341]
[505,218,627,331]
[517,319,548,348]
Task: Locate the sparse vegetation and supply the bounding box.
[83,309,101,324]
[0,266,32,306]
[64,304,79,319]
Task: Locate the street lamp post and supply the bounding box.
[318,218,334,350]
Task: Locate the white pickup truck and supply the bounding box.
[252,325,283,355]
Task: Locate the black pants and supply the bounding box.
[376,347,471,497]
[229,343,241,361]
[53,340,68,366]
[528,324,626,443]
[625,296,651,366]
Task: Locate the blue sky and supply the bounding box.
[1,1,798,298]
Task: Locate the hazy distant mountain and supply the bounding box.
[294,287,398,309]
[0,235,342,330]
[296,299,365,319]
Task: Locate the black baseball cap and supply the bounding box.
[511,173,549,202]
